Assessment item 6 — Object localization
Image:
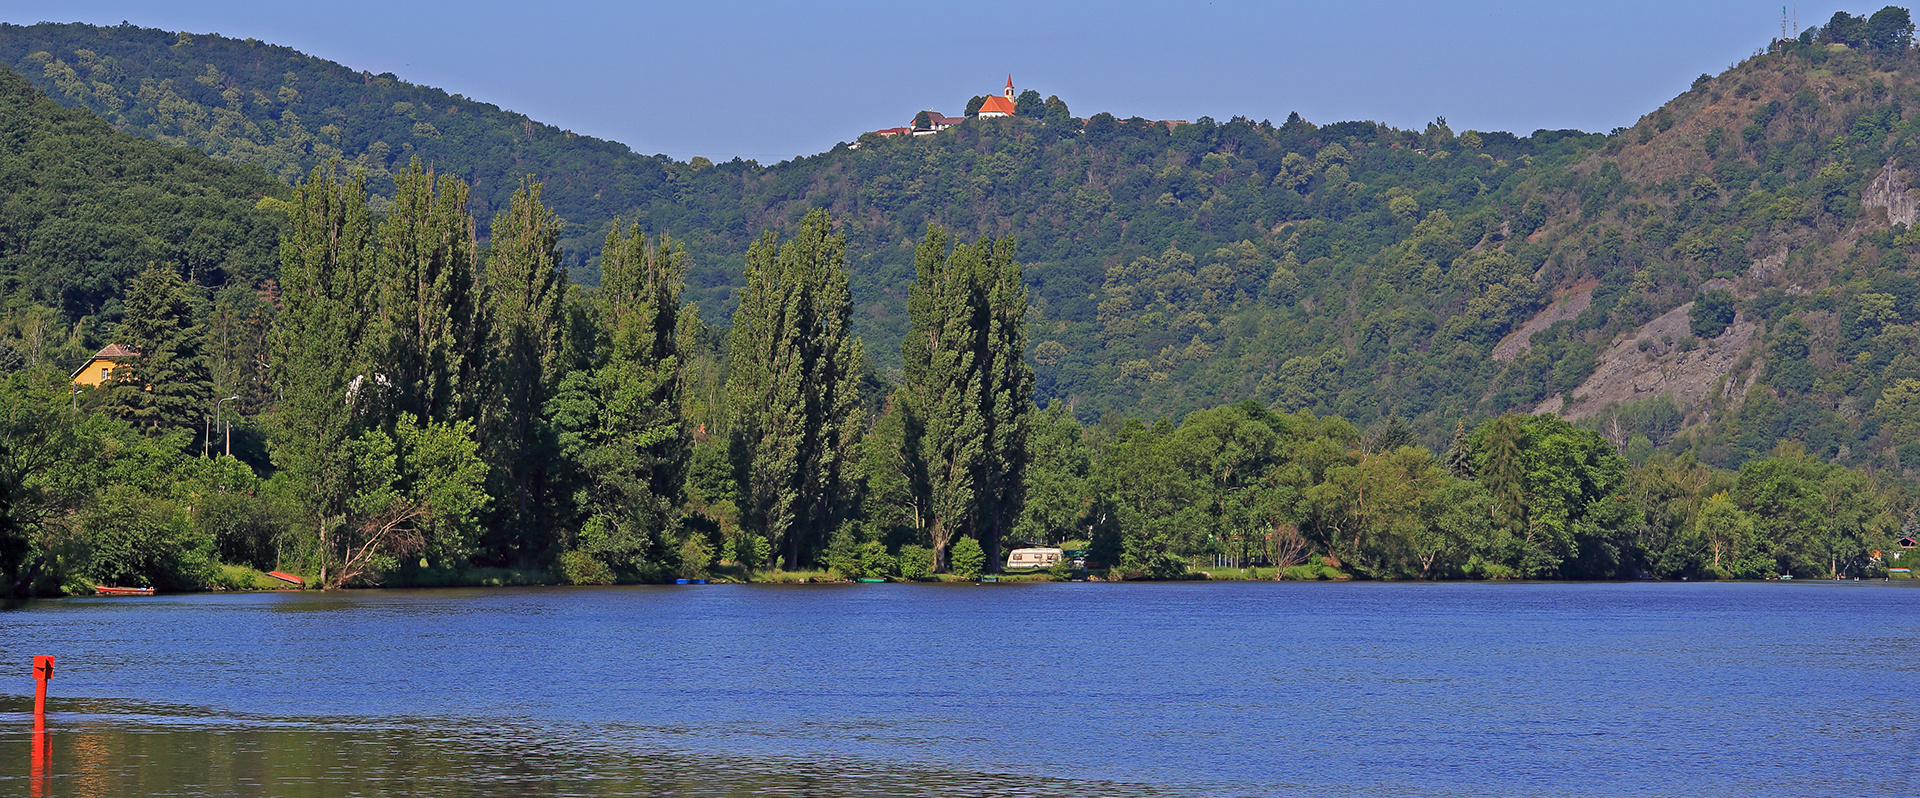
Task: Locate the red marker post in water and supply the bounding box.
[31,656,54,798]
[32,655,54,716]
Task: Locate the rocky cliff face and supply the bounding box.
[1865,161,1918,228]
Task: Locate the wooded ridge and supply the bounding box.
[5,11,1920,593]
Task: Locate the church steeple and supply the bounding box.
[1004,74,1015,100]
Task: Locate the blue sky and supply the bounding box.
[2,1,1827,162]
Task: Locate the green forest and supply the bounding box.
[6,11,1920,594]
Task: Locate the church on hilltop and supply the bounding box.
[972,76,1018,118]
[868,76,1022,140]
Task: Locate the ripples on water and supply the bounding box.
[4,581,1920,796]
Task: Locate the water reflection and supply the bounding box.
[3,698,1195,797]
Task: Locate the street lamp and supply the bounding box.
[215,395,239,458]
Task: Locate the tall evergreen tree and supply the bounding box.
[724,210,864,569]
[899,226,1032,571]
[102,263,212,435]
[372,157,482,427]
[269,165,379,582]
[479,178,568,565]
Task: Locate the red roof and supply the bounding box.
[977,95,1016,115]
[873,127,912,136]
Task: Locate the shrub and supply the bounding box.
[856,540,896,578]
[897,545,934,579]
[1282,564,1323,581]
[676,535,714,579]
[196,489,288,571]
[80,485,214,591]
[749,535,773,570]
[1690,290,1737,338]
[556,550,615,585]
[950,537,986,579]
[824,529,860,576]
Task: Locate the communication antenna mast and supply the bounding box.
[1781,5,1789,44]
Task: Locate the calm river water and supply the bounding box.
[3,581,1918,796]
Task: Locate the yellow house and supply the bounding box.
[69,344,139,387]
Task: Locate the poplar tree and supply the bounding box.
[550,223,689,573]
[724,210,863,569]
[372,157,481,426]
[103,263,212,435]
[270,166,379,577]
[480,178,569,565]
[899,226,1032,571]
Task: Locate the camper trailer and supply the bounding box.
[1005,547,1064,570]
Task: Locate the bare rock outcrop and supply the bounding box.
[1865,161,1918,228]
[1534,301,1760,422]
[1493,281,1596,362]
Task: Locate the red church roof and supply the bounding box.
[977,94,1017,115]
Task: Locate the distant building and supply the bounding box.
[866,76,1021,141]
[70,343,137,387]
[974,75,1018,118]
[911,111,964,135]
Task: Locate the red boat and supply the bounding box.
[266,571,305,587]
[94,585,155,596]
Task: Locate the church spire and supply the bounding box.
[1004,74,1014,100]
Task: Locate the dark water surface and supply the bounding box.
[3,581,1918,796]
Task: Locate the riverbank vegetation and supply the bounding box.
[5,167,1916,592]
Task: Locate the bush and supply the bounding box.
[748,535,773,570]
[950,537,986,579]
[1690,290,1737,338]
[897,545,934,579]
[676,535,714,579]
[824,529,860,576]
[556,549,615,585]
[1281,564,1323,581]
[856,540,896,578]
[80,485,214,591]
[197,489,288,571]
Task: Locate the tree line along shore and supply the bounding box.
[5,158,1918,596]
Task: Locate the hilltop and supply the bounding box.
[8,17,1920,474]
[0,21,682,269]
[0,62,283,346]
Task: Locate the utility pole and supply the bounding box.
[215,395,239,458]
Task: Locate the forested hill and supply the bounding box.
[0,62,283,348]
[0,21,681,268]
[14,16,1920,475]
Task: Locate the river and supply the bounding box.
[3,581,1918,796]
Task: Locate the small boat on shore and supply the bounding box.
[856,577,886,583]
[266,571,305,587]
[94,585,155,596]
